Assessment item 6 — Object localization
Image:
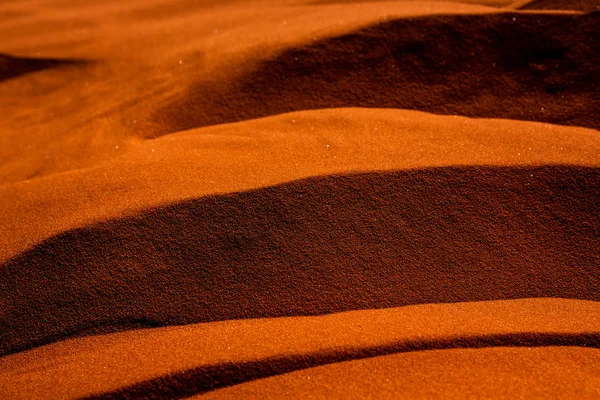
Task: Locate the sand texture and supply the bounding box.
[0,0,599,398]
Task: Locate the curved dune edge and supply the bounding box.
[160,12,599,133]
[0,2,587,183]
[199,346,600,399]
[2,164,599,357]
[0,1,504,184]
[0,298,599,399]
[2,108,599,262]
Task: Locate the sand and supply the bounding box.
[2,298,600,398]
[199,347,600,399]
[0,0,599,398]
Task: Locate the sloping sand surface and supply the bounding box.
[1,2,596,183]
[2,164,599,357]
[200,347,600,399]
[161,12,599,133]
[1,298,599,398]
[1,0,599,398]
[0,1,502,183]
[2,108,599,262]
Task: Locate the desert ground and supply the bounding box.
[0,0,599,398]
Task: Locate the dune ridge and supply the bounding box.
[3,108,600,264]
[0,5,594,184]
[159,12,600,133]
[90,334,600,399]
[1,0,599,398]
[199,346,600,399]
[1,165,599,357]
[1,298,600,399]
[0,1,506,184]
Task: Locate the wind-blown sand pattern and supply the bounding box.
[1,0,599,398]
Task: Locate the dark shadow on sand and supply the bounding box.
[0,53,86,82]
[87,332,600,399]
[156,12,600,134]
[1,165,599,356]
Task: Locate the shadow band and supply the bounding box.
[1,166,599,357]
[0,53,86,82]
[86,332,600,399]
[158,12,600,134]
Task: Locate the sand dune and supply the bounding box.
[0,0,502,183]
[1,2,594,182]
[2,108,599,263]
[1,0,599,398]
[200,347,600,399]
[160,12,600,132]
[2,165,599,356]
[1,298,599,398]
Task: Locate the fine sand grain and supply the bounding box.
[1,298,599,398]
[1,0,598,398]
[200,347,600,399]
[2,165,600,357]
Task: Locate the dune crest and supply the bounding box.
[1,298,599,399]
[199,347,600,399]
[159,12,600,133]
[1,0,599,398]
[2,166,599,357]
[2,108,599,263]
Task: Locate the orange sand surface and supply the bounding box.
[1,0,598,398]
[3,108,599,263]
[2,298,600,398]
[201,347,600,399]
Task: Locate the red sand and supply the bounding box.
[2,298,599,398]
[2,164,600,357]
[201,347,600,399]
[161,12,600,133]
[3,108,599,264]
[1,0,599,398]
